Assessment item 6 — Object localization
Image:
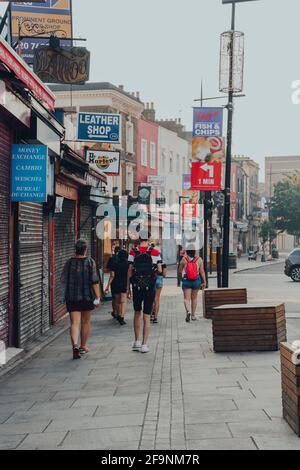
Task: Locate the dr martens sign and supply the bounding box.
[33,46,90,85]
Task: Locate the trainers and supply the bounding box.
[186,312,191,323]
[132,341,142,351]
[141,344,150,354]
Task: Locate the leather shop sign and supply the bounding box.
[33,46,90,85]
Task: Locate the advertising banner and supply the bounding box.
[11,144,48,202]
[182,189,199,204]
[78,113,122,144]
[193,107,223,138]
[10,0,73,64]
[192,136,225,163]
[182,202,199,220]
[191,161,222,191]
[86,149,120,176]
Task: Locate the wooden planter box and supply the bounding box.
[202,288,247,319]
[280,342,300,437]
[212,303,287,353]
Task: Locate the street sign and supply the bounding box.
[191,161,222,191]
[147,175,166,190]
[77,113,122,143]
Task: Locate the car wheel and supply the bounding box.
[290,266,300,282]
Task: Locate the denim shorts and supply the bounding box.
[156,276,164,289]
[182,276,202,291]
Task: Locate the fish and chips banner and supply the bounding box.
[191,107,224,191]
[10,0,73,64]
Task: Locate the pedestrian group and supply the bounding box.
[61,235,207,359]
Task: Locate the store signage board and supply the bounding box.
[191,162,222,191]
[0,36,55,110]
[11,144,47,202]
[78,113,122,144]
[33,46,90,85]
[10,0,73,64]
[86,149,120,176]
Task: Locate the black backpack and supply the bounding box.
[132,247,156,290]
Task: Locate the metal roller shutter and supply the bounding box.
[0,121,12,346]
[42,213,50,333]
[79,204,92,257]
[54,199,76,322]
[18,202,44,346]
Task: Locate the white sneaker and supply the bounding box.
[141,344,150,354]
[132,341,142,351]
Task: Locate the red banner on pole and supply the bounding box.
[191,161,222,191]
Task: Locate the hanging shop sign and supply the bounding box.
[11,144,48,202]
[33,46,90,85]
[193,107,223,138]
[182,202,199,220]
[182,174,192,191]
[182,189,199,204]
[78,113,122,144]
[0,36,55,110]
[191,161,222,191]
[147,175,166,190]
[10,0,73,64]
[192,136,225,163]
[85,149,120,176]
[138,186,151,205]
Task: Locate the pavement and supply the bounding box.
[0,261,300,450]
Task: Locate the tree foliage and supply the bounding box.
[269,177,300,237]
[259,220,277,245]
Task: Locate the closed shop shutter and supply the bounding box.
[42,212,50,333]
[79,204,92,257]
[0,121,12,346]
[18,202,44,346]
[54,199,76,322]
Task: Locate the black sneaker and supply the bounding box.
[185,313,191,323]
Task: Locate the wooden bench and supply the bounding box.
[280,342,300,437]
[202,288,247,319]
[212,303,287,352]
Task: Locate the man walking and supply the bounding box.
[127,233,162,353]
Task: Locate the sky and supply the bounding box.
[1,0,300,180]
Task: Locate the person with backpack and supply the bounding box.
[178,249,206,323]
[127,233,162,353]
[61,239,100,359]
[105,249,129,326]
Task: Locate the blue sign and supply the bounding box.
[193,107,223,137]
[11,145,47,203]
[77,113,122,143]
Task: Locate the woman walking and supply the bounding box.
[178,249,206,322]
[105,249,129,326]
[151,260,167,324]
[62,239,100,359]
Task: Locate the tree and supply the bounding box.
[259,220,277,254]
[269,177,300,238]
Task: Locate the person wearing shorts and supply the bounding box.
[178,249,206,323]
[127,234,162,354]
[151,259,167,324]
[105,249,129,326]
[61,239,100,359]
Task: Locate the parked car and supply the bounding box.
[284,249,300,282]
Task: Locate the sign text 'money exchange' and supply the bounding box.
[77,113,122,143]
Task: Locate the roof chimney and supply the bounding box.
[119,85,124,90]
[142,101,156,123]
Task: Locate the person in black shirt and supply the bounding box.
[106,246,120,318]
[105,249,129,325]
[62,239,100,359]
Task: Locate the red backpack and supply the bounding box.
[185,256,199,281]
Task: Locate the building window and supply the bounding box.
[177,154,180,173]
[169,152,173,173]
[141,139,148,167]
[126,166,133,193]
[126,120,134,154]
[150,142,156,169]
